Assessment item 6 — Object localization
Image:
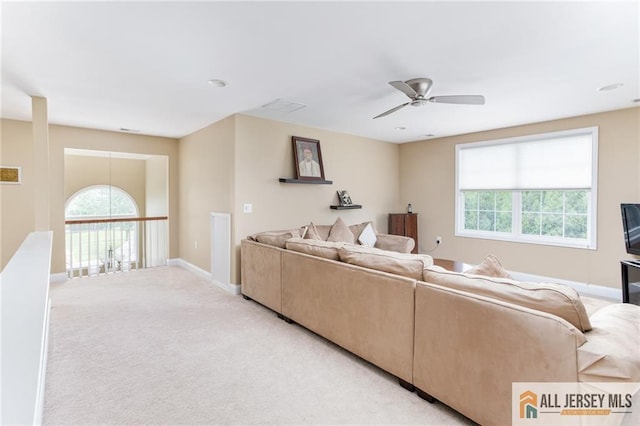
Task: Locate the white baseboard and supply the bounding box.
[213,279,241,295]
[509,271,622,302]
[168,258,209,279]
[168,258,240,295]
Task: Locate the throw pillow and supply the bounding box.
[255,231,296,249]
[465,254,512,279]
[349,221,372,239]
[304,222,323,241]
[327,217,356,244]
[358,223,377,247]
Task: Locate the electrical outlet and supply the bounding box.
[243,203,253,213]
[436,236,442,245]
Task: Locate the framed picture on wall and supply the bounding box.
[0,166,22,184]
[292,136,325,181]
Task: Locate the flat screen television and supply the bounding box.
[621,203,640,256]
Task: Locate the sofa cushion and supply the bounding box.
[304,222,324,241]
[338,245,433,280]
[578,303,640,381]
[423,266,592,332]
[249,229,301,244]
[358,223,377,248]
[580,295,612,316]
[255,231,298,248]
[285,237,344,260]
[327,217,356,244]
[465,254,512,279]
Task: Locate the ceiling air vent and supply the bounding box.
[261,98,307,113]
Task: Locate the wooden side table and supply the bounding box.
[388,213,418,254]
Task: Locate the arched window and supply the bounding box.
[65,185,138,219]
[65,186,140,277]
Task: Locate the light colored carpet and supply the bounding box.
[44,266,474,425]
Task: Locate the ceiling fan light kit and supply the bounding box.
[374,77,485,119]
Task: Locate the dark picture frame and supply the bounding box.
[292,136,325,180]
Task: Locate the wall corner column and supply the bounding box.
[32,96,50,231]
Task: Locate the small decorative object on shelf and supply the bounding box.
[337,190,353,206]
[408,203,413,214]
[331,190,361,210]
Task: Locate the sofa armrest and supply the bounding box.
[240,240,283,313]
[374,233,415,253]
[414,281,585,426]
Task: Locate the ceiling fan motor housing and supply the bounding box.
[406,78,433,97]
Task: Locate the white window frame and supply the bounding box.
[65,184,139,220]
[455,127,598,250]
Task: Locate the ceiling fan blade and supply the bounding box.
[428,95,485,105]
[373,102,410,119]
[389,81,418,98]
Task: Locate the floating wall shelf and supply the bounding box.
[278,178,333,184]
[330,205,362,210]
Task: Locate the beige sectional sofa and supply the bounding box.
[240,219,640,426]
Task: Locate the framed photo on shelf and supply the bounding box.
[337,190,353,206]
[292,136,325,180]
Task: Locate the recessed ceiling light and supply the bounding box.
[119,128,140,133]
[395,126,406,131]
[208,79,227,88]
[424,134,435,138]
[597,83,624,92]
[633,98,640,103]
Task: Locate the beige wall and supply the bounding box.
[176,114,401,284]
[178,115,236,279]
[64,155,147,216]
[0,118,179,273]
[233,114,401,282]
[399,107,640,289]
[0,119,35,268]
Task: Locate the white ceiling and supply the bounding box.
[1,1,638,144]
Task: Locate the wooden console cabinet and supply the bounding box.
[388,213,418,254]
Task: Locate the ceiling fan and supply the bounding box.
[373,78,485,119]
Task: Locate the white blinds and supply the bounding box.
[457,130,595,191]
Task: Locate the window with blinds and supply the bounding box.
[455,127,598,249]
